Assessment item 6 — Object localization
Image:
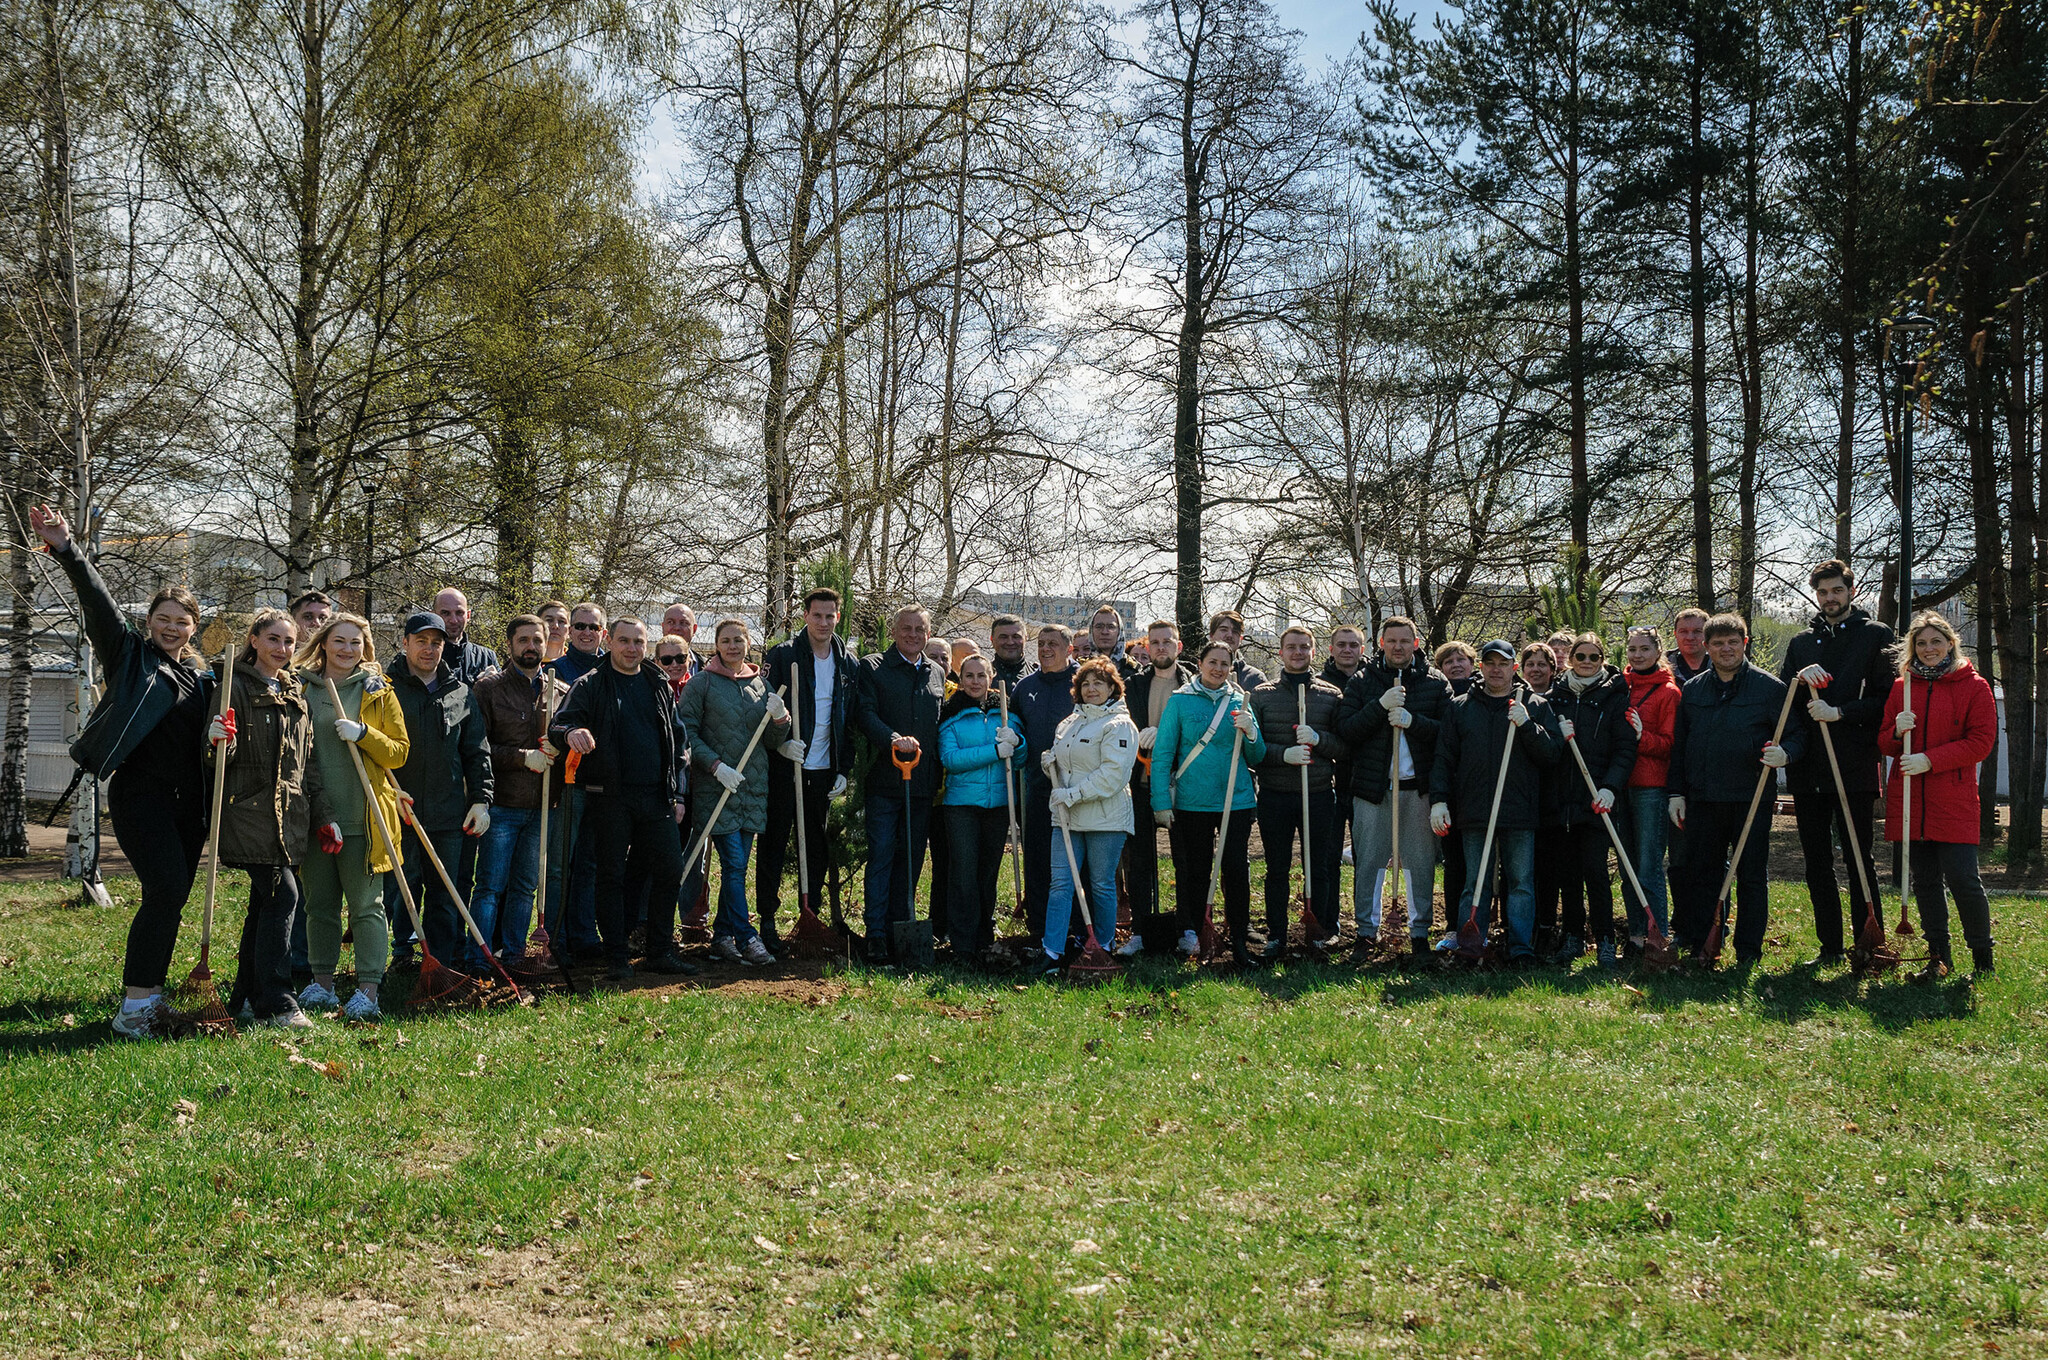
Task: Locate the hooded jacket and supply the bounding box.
[1047,699,1141,833]
[1428,684,1563,831]
[1777,606,1896,794]
[1333,652,1451,804]
[763,633,857,778]
[389,661,493,832]
[938,690,1025,809]
[1247,670,1348,796]
[1150,680,1266,816]
[678,663,787,834]
[1622,665,1681,789]
[1543,665,1638,824]
[1877,661,1997,844]
[302,664,410,873]
[1667,661,1808,805]
[210,661,329,866]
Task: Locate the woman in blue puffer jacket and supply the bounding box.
[938,655,1025,962]
[1150,642,1265,964]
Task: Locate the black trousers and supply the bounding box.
[108,771,208,990]
[1790,783,1878,954]
[755,766,833,932]
[1910,841,1994,956]
[1023,780,1053,942]
[588,789,684,964]
[1533,828,1564,939]
[1673,799,1770,958]
[927,800,952,940]
[1439,824,1468,936]
[943,804,1009,955]
[1555,820,1616,943]
[1254,788,1339,940]
[226,862,300,1018]
[1123,777,1162,922]
[1171,809,1254,950]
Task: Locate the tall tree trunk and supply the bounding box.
[1564,80,1591,582]
[1173,45,1207,648]
[2004,296,2038,869]
[1686,21,1713,610]
[0,443,34,858]
[286,0,326,595]
[1832,13,1861,562]
[936,0,975,608]
[1733,58,1761,619]
[1965,279,2004,847]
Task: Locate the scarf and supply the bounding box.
[705,655,757,681]
[1567,670,1596,693]
[1909,654,1956,682]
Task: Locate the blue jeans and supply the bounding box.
[864,791,931,941]
[711,829,760,945]
[386,824,465,964]
[545,787,601,952]
[1460,828,1536,957]
[1620,787,1670,939]
[1045,827,1125,958]
[472,806,543,968]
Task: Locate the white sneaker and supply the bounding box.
[260,1009,316,1031]
[1341,846,1354,866]
[740,937,776,967]
[1177,930,1200,957]
[236,1000,255,1022]
[1114,936,1144,958]
[110,999,165,1040]
[300,981,340,1010]
[711,937,745,964]
[341,990,381,1023]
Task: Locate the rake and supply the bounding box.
[168,643,238,1036]
[1454,704,1517,964]
[1052,768,1121,983]
[1198,726,1245,962]
[400,799,534,1005]
[508,678,577,993]
[1810,702,1899,978]
[1562,729,1676,973]
[1000,680,1027,924]
[1294,685,1328,950]
[1896,674,1918,938]
[1701,680,1800,965]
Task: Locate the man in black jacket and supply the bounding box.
[1776,560,1894,966]
[1545,635,1639,966]
[387,612,494,968]
[1121,619,1192,955]
[432,589,501,685]
[1667,608,1710,685]
[552,616,685,980]
[1667,613,1808,964]
[989,613,1033,690]
[758,587,856,951]
[1335,617,1450,955]
[1248,626,1349,959]
[1427,639,1563,962]
[855,604,948,963]
[1011,624,1078,943]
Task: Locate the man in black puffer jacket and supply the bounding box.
[1544,635,1638,966]
[1776,559,1895,966]
[1335,616,1450,954]
[1668,613,1808,964]
[1428,639,1562,962]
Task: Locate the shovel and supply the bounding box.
[169,644,238,1035]
[1053,778,1122,983]
[1896,675,1917,937]
[1199,725,1245,961]
[1812,702,1897,977]
[1295,685,1328,950]
[887,746,933,968]
[679,705,778,884]
[1562,730,1676,972]
[511,678,577,993]
[1455,705,1517,963]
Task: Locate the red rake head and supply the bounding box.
[781,902,841,960]
[1066,931,1124,984]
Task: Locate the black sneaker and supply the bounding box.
[1972,945,1995,975]
[1410,936,1431,958]
[1260,938,1286,965]
[648,951,701,976]
[865,939,891,967]
[605,959,635,981]
[1800,950,1846,969]
[760,926,784,957]
[1548,934,1584,966]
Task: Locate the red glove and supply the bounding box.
[317,823,344,854]
[209,710,237,745]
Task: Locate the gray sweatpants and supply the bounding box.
[1352,789,1438,939]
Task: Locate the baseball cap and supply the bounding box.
[402,610,448,638]
[1477,638,1516,662]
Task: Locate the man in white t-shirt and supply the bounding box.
[758,587,856,952]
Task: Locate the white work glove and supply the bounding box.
[522,748,550,772]
[1294,724,1319,747]
[335,718,366,743]
[1506,701,1529,727]
[463,803,490,836]
[1797,664,1830,688]
[996,728,1020,758]
[1378,684,1405,712]
[1153,808,1173,827]
[778,738,807,761]
[1807,698,1840,723]
[1282,745,1311,766]
[1040,750,1058,777]
[1899,752,1932,776]
[1895,710,1917,735]
[765,692,788,722]
[829,775,848,798]
[1137,726,1157,753]
[1668,795,1687,829]
[1231,706,1256,737]
[713,762,745,792]
[207,714,236,752]
[1760,742,1789,768]
[1557,717,1575,739]
[1628,709,1643,736]
[1389,707,1412,729]
[1591,787,1615,815]
[1050,786,1081,809]
[1428,803,1451,836]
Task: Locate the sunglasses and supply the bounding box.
[570,622,602,632]
[1571,652,1601,662]
[657,655,687,667]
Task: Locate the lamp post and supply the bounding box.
[355,453,386,621]
[1886,313,1936,630]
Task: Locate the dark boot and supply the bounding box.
[1971,945,1994,975]
[1911,946,1952,984]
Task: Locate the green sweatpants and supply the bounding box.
[303,844,390,985]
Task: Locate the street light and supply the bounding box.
[1886,313,1936,631]
[355,452,387,621]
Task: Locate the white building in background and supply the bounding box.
[955,591,1136,635]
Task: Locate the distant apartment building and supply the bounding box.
[955,590,1137,635]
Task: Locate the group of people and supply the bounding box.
[36,497,1996,1039]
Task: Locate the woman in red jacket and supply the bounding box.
[1878,611,1998,979]
[1619,627,1680,954]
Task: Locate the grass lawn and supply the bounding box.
[0,867,2044,1359]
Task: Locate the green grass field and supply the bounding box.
[1,869,2044,1359]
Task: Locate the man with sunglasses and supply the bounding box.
[1543,633,1638,968]
[541,601,608,961]
[548,603,609,684]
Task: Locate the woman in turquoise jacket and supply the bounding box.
[1150,642,1265,964]
[938,655,1025,961]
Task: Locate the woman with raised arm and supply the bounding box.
[31,505,215,1039]
[296,614,409,1021]
[212,609,331,1028]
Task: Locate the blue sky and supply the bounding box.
[1277,0,1452,64]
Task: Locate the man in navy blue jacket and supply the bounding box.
[1010,625,1077,944]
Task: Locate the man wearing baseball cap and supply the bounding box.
[1427,638,1562,963]
[386,610,493,967]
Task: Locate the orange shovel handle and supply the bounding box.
[892,746,921,779]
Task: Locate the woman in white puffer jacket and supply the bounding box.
[1038,658,1141,973]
